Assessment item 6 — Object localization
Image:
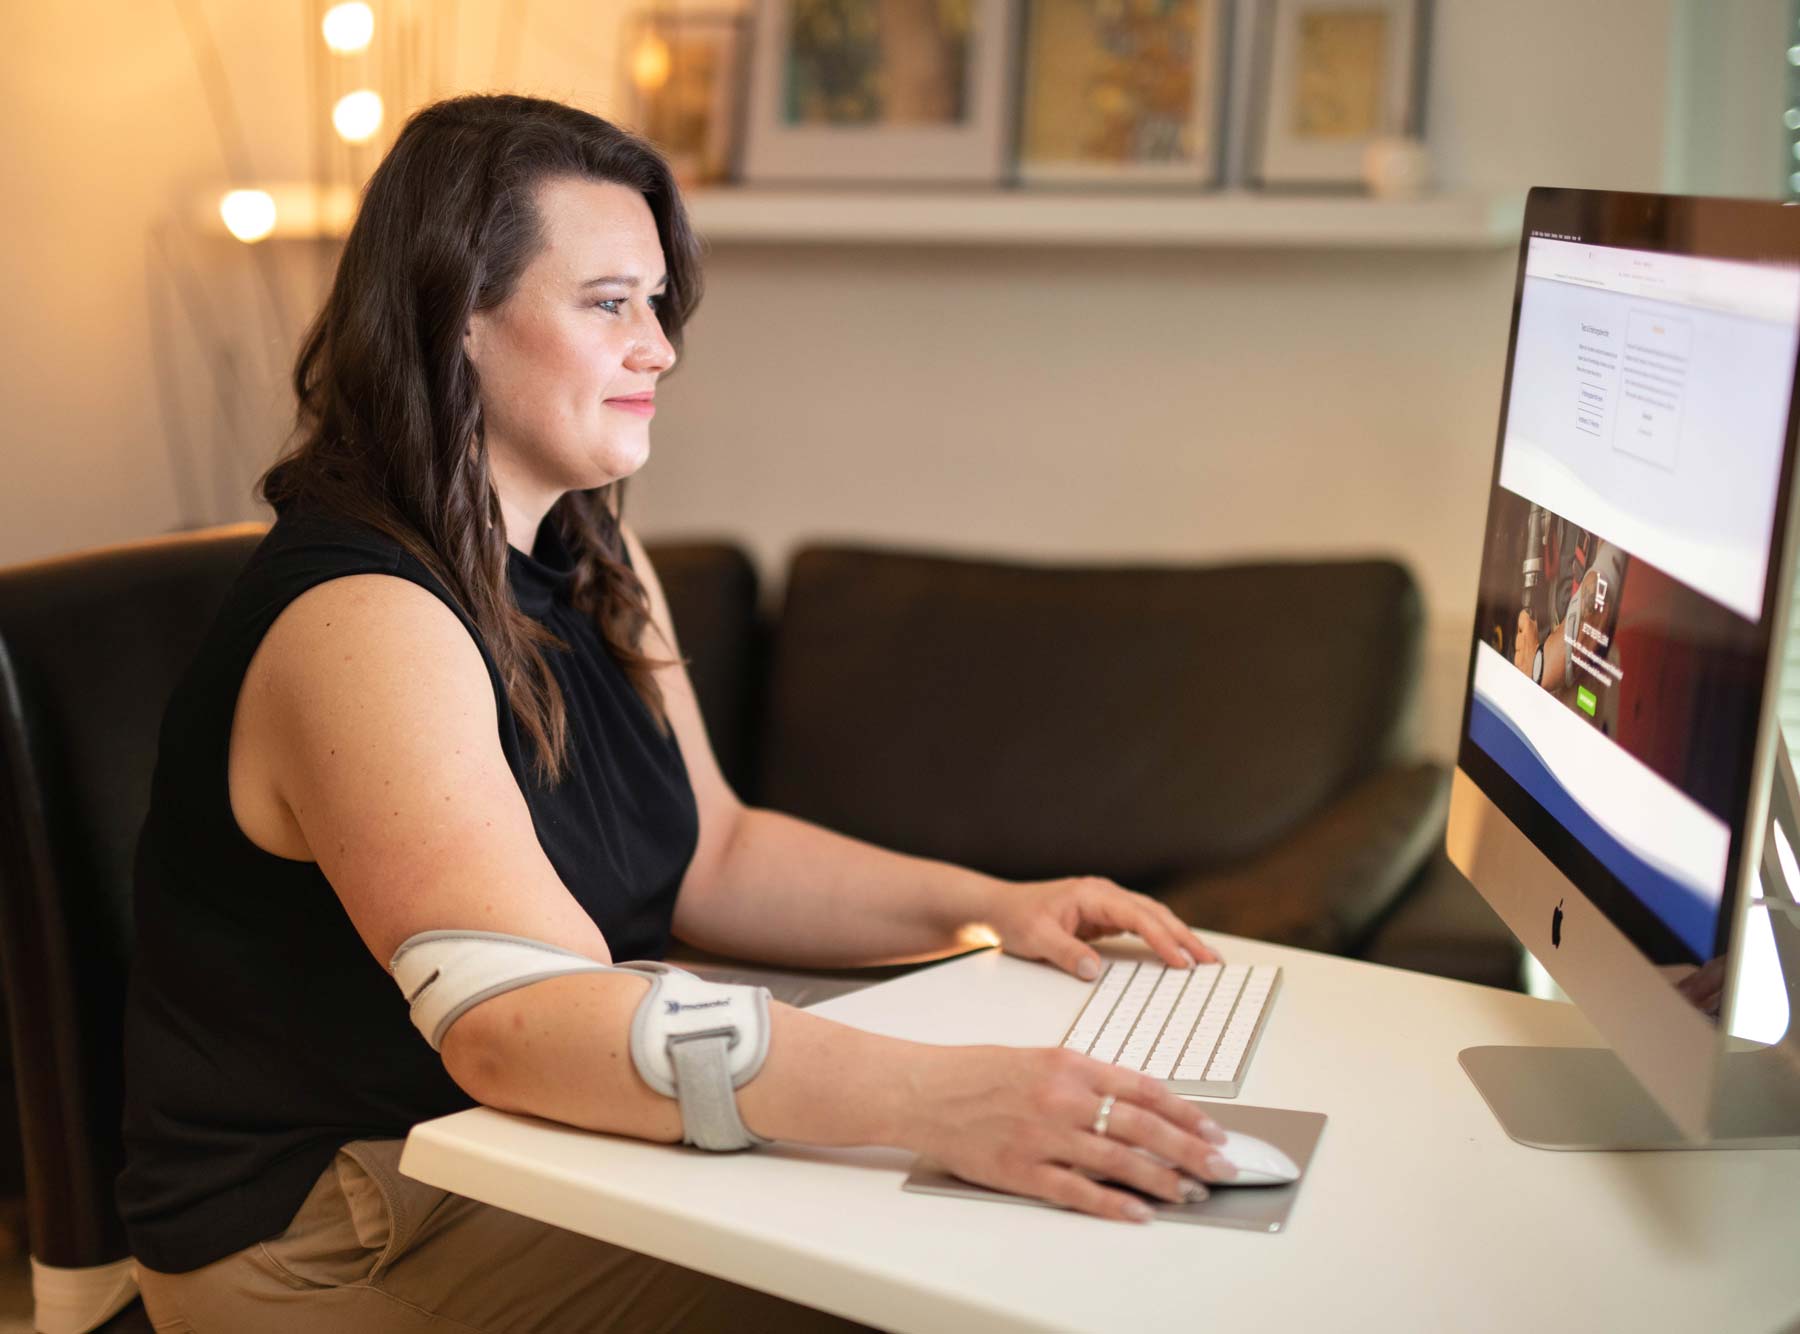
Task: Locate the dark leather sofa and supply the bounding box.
[649,541,1519,990]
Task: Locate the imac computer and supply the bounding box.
[1448,186,1800,1150]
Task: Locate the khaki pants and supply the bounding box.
[138,1137,871,1333]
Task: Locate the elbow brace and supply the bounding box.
[389,930,772,1151]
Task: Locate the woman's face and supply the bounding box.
[466,175,675,535]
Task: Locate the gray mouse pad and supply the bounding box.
[902,1103,1327,1233]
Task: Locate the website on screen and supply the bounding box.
[1468,238,1800,960]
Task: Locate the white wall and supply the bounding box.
[1,0,1786,757]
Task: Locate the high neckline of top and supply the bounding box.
[507,518,577,615]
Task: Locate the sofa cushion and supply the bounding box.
[756,546,1424,886]
[1360,852,1524,991]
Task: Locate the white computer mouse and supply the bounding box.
[1215,1130,1300,1186]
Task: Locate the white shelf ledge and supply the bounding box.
[684,187,1526,250]
[200,183,1525,251]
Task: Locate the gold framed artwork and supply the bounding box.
[1015,0,1228,189]
[1249,0,1428,189]
[622,11,751,188]
[741,0,1018,184]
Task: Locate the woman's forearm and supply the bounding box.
[671,806,1009,967]
[441,969,916,1147]
[439,963,1241,1225]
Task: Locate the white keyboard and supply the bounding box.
[1060,960,1282,1098]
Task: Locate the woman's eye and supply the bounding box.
[594,294,667,315]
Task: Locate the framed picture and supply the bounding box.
[622,11,751,188]
[1249,0,1428,190]
[1014,0,1229,189]
[740,0,1018,185]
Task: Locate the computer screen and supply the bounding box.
[1459,203,1800,984]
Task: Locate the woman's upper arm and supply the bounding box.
[243,573,610,967]
[617,525,746,895]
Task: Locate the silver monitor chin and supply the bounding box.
[1449,756,1800,1150]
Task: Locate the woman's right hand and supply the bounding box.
[899,1045,1237,1222]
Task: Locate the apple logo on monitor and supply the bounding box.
[1552,898,1565,949]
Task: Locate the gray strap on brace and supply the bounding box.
[668,1031,768,1151]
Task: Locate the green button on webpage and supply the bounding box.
[1577,686,1597,716]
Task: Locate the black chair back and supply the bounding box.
[0,524,265,1270]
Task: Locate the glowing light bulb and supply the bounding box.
[631,32,672,92]
[333,90,384,144]
[1786,108,1800,131]
[219,189,277,243]
[322,2,375,53]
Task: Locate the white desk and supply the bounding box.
[399,936,1800,1332]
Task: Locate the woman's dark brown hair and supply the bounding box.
[263,93,702,783]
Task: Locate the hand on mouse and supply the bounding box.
[901,1045,1237,1223]
[982,876,1219,980]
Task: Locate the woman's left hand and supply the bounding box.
[983,877,1220,981]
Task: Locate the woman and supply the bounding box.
[120,94,1238,1332]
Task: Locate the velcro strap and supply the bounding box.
[669,1031,769,1150]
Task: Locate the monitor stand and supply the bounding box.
[1460,738,1800,1151]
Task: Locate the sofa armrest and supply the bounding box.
[1359,852,1523,989]
[1154,761,1451,956]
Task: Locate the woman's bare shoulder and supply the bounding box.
[229,572,497,864]
[232,568,600,963]
[254,572,492,714]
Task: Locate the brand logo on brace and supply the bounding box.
[1552,898,1565,948]
[666,998,732,1015]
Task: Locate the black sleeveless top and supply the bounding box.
[117,504,699,1273]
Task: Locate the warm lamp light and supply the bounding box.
[219,189,277,243]
[322,2,375,54]
[332,90,384,144]
[630,31,672,93]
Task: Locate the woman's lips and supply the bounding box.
[605,397,655,418]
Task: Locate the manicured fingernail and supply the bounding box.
[1180,1177,1210,1203]
[1077,957,1101,981]
[1177,948,1196,967]
[1123,1200,1154,1222]
[1206,1154,1238,1180]
[1197,1116,1226,1142]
